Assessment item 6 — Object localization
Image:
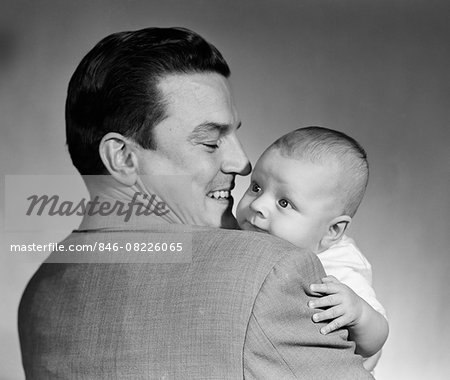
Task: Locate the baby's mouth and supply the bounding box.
[246,220,267,233]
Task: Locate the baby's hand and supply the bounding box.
[308,275,364,335]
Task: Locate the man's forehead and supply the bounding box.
[189,120,242,141]
[158,72,232,105]
[156,72,239,130]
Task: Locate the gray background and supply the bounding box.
[1,0,449,379]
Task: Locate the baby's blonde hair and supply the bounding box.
[270,126,369,217]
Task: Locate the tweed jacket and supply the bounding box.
[19,218,372,379]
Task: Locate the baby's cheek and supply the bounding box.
[273,223,300,246]
[268,221,286,240]
[236,197,248,214]
[235,202,247,224]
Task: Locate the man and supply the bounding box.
[19,27,373,379]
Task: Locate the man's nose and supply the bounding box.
[221,134,252,176]
[249,195,268,219]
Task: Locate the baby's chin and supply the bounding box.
[235,212,246,230]
[236,219,246,231]
[237,220,268,234]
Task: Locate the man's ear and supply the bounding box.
[319,215,352,251]
[99,132,138,186]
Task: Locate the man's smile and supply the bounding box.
[207,189,231,200]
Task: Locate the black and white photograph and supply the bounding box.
[1,1,449,379]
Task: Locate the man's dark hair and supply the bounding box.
[66,27,230,174]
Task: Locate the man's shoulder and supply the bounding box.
[59,225,322,284]
[63,224,306,251]
[193,226,297,246]
[193,228,327,287]
[191,226,299,249]
[193,227,318,262]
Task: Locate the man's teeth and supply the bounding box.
[208,190,230,199]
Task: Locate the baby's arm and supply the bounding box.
[309,275,389,358]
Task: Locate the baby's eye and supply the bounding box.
[278,199,290,208]
[250,182,261,193]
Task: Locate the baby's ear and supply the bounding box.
[319,215,352,251]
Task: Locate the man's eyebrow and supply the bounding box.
[188,121,242,140]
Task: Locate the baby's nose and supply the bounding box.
[249,196,268,218]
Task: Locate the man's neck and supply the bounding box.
[78,175,177,230]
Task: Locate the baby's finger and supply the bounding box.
[308,294,341,309]
[321,275,339,284]
[320,315,349,335]
[311,305,345,324]
[309,282,340,294]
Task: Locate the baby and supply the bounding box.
[236,126,388,371]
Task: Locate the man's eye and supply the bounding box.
[203,143,219,150]
[202,139,221,150]
[251,183,261,193]
[278,199,290,208]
